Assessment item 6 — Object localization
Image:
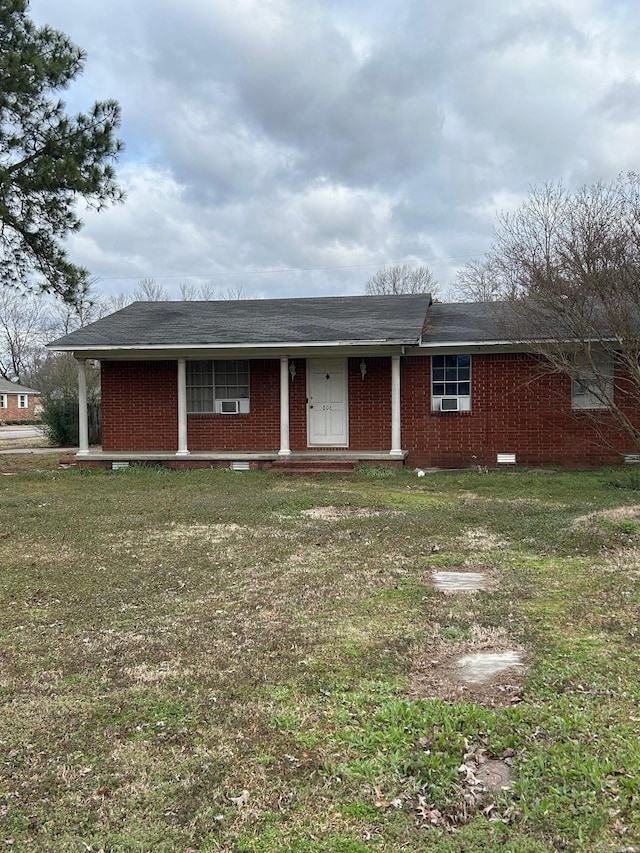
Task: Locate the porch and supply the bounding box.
[75,354,406,463]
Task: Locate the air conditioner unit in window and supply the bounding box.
[220,400,240,414]
[440,397,459,412]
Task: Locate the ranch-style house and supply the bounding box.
[48,293,640,470]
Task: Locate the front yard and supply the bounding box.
[0,460,638,851]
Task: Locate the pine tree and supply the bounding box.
[0,0,123,302]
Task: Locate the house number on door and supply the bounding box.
[321,405,333,411]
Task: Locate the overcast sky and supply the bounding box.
[29,0,640,302]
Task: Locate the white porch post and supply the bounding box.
[279,356,291,456]
[176,358,190,456]
[77,357,89,456]
[390,354,403,457]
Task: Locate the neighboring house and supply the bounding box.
[47,294,640,469]
[0,377,41,423]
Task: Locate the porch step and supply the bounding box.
[270,458,356,475]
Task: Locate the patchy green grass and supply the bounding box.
[0,462,639,851]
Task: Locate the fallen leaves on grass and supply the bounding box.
[374,743,517,833]
[414,742,518,832]
[230,789,250,808]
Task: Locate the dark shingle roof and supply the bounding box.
[49,294,433,349]
[423,301,512,343]
[424,300,623,344]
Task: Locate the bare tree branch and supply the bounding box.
[454,259,505,302]
[133,278,167,301]
[0,286,46,381]
[365,264,439,298]
[484,173,640,451]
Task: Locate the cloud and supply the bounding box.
[27,0,640,299]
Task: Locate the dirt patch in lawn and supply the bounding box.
[408,626,526,708]
[572,504,640,528]
[124,660,191,684]
[300,505,402,521]
[146,522,246,543]
[458,526,506,551]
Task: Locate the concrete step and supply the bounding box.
[271,458,356,475]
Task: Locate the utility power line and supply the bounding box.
[92,254,480,282]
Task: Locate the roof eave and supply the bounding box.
[419,336,619,349]
[419,338,518,347]
[48,337,421,353]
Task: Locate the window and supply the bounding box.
[187,362,214,413]
[571,353,613,409]
[0,394,6,408]
[186,360,250,413]
[214,361,249,402]
[431,354,471,412]
[18,394,27,408]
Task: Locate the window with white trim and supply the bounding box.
[431,354,471,412]
[186,360,250,413]
[0,394,7,408]
[18,394,28,408]
[571,353,613,409]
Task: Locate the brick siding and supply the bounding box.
[401,353,638,468]
[0,392,39,423]
[101,361,178,451]
[102,359,282,452]
[100,354,640,466]
[188,360,280,451]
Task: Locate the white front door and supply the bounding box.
[307,358,348,446]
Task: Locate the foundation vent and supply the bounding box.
[112,461,130,470]
[624,454,640,464]
[230,461,251,471]
[496,453,516,466]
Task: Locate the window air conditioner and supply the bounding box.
[220,400,240,414]
[440,397,459,412]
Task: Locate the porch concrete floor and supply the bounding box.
[72,449,408,465]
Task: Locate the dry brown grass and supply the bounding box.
[0,466,639,851]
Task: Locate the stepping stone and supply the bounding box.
[432,570,486,593]
[455,651,523,686]
[475,759,514,791]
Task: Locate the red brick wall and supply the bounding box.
[290,359,308,450]
[101,361,178,451]
[0,392,39,422]
[100,355,640,466]
[102,359,282,452]
[188,360,280,451]
[399,353,639,468]
[348,357,391,449]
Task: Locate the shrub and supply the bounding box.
[40,399,100,446]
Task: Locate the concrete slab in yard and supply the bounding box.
[475,759,514,791]
[455,650,524,686]
[432,570,487,593]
